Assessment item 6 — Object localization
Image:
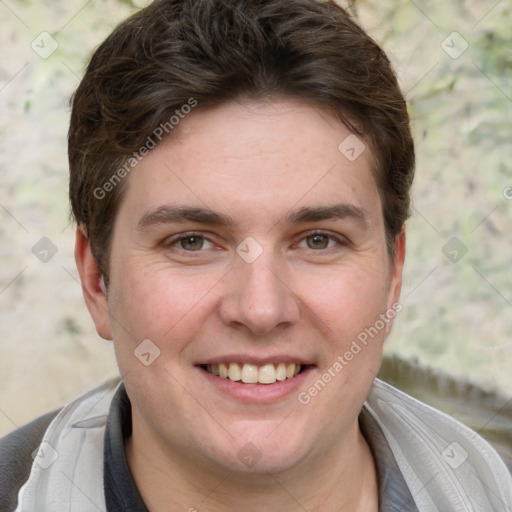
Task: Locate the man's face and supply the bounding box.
[91,98,403,474]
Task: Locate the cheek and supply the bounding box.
[302,262,391,335]
[298,263,391,405]
[295,268,391,430]
[107,261,224,350]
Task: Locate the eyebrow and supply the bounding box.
[284,204,370,228]
[137,206,234,230]
[136,203,370,231]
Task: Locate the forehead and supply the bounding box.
[117,98,381,229]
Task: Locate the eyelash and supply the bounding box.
[164,231,214,251]
[164,230,347,252]
[296,230,348,250]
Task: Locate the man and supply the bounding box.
[1,0,511,510]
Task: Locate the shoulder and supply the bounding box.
[0,409,61,512]
[365,379,512,509]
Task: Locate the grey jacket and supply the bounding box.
[2,378,511,511]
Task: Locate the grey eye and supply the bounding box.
[306,234,330,249]
[180,236,205,251]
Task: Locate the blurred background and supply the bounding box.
[0,0,511,443]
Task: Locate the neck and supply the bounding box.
[126,416,379,512]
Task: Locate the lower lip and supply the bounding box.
[197,366,315,404]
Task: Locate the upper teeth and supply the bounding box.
[206,363,301,384]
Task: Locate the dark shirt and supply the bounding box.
[103,384,419,511]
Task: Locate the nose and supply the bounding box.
[219,256,301,336]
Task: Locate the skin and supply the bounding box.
[76,98,405,512]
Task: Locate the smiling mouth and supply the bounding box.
[200,363,307,385]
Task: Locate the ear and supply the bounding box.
[74,225,113,340]
[385,228,406,334]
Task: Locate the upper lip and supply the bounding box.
[197,355,315,366]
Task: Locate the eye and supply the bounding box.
[180,235,206,251]
[167,233,215,251]
[297,232,342,250]
[306,234,330,250]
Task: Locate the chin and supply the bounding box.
[201,426,311,475]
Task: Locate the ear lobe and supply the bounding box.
[74,226,113,340]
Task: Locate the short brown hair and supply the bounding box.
[68,0,415,283]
